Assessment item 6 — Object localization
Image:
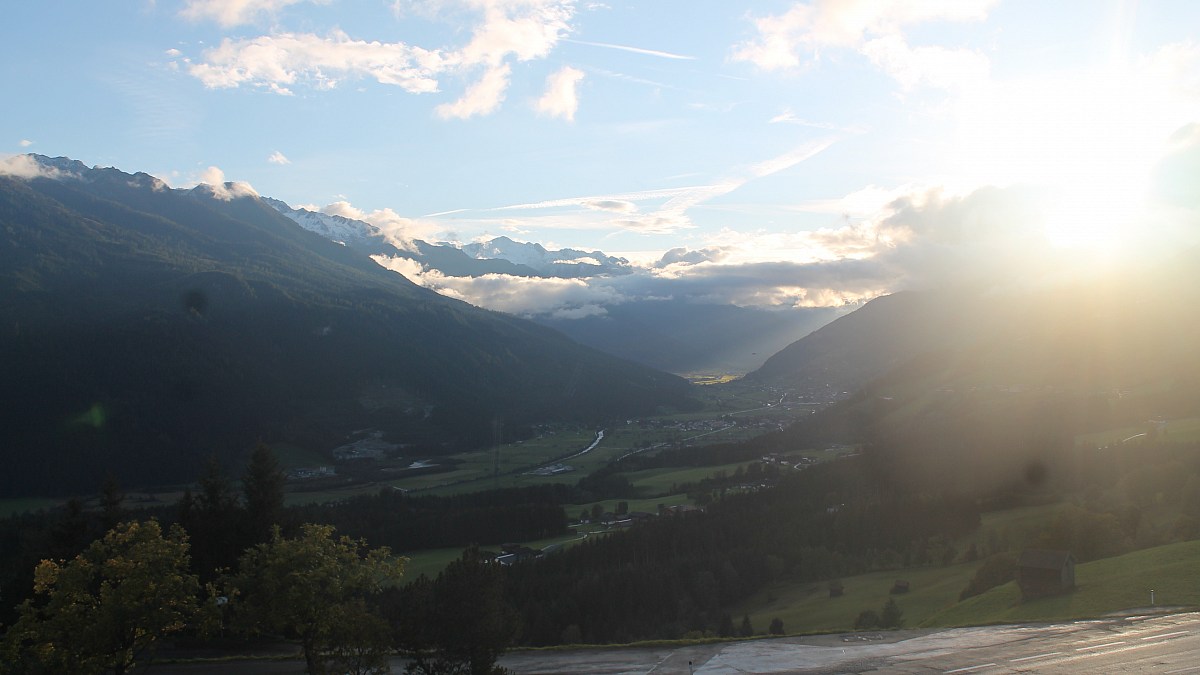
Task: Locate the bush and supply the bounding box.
[959,551,1017,601]
[768,618,785,635]
[853,610,880,629]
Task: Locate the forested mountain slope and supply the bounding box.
[0,157,694,496]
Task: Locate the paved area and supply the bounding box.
[153,611,1200,674]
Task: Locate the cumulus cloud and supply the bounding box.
[436,64,511,119]
[732,0,995,91]
[18,139,33,148]
[0,155,67,180]
[316,199,443,248]
[194,166,260,200]
[372,256,627,316]
[860,34,989,91]
[189,31,444,95]
[180,0,326,27]
[186,0,576,119]
[535,66,584,121]
[656,247,730,267]
[267,150,290,165]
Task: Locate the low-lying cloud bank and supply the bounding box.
[372,125,1200,319]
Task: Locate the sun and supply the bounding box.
[948,61,1183,256]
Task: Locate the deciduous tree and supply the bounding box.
[1,520,199,675]
[227,523,405,675]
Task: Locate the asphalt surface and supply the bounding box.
[153,610,1200,674]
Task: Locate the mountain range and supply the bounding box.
[266,199,837,375]
[0,156,694,496]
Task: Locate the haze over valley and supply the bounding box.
[3,1,1200,673]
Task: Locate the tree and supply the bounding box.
[768,618,784,635]
[959,552,1017,601]
[853,609,880,629]
[227,523,405,675]
[98,474,124,531]
[739,614,754,637]
[1,520,200,675]
[242,442,285,544]
[880,598,904,629]
[398,546,517,675]
[181,456,242,579]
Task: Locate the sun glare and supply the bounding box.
[950,60,1184,256]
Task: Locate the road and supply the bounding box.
[500,611,1200,674]
[152,611,1200,673]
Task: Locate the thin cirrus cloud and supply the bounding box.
[565,39,696,61]
[469,138,839,235]
[181,0,577,119]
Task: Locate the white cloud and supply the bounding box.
[186,0,576,120]
[732,0,995,91]
[194,165,259,200]
[566,39,695,60]
[436,64,511,119]
[861,35,989,91]
[372,257,627,316]
[460,138,838,236]
[189,31,445,95]
[316,199,444,247]
[267,150,290,165]
[18,139,33,148]
[655,247,730,267]
[535,66,584,121]
[581,199,636,213]
[180,0,326,27]
[0,155,66,180]
[455,0,574,67]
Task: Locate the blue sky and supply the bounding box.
[4,1,1200,314]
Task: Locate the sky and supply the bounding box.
[3,0,1200,315]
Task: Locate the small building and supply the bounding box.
[1017,549,1076,599]
[890,580,910,594]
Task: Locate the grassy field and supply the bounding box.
[566,493,694,520]
[270,443,330,469]
[1075,416,1200,447]
[0,497,62,518]
[732,561,983,635]
[926,539,1200,627]
[620,462,757,496]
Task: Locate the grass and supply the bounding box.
[0,497,61,518]
[621,462,756,495]
[926,539,1200,627]
[732,561,983,635]
[1075,416,1200,447]
[566,493,693,519]
[270,443,329,469]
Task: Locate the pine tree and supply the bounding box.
[242,443,285,544]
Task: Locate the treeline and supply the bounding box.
[503,455,981,645]
[291,485,571,553]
